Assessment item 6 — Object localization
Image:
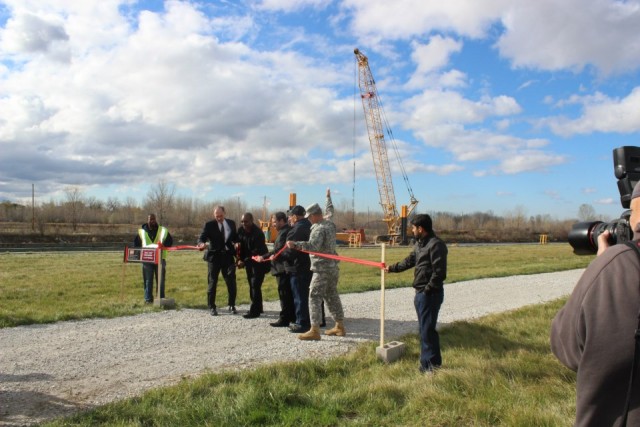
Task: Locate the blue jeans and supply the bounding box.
[142,260,166,302]
[414,289,444,370]
[290,271,311,329]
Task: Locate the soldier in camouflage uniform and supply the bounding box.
[286,188,345,340]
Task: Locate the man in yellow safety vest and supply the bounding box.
[133,213,173,303]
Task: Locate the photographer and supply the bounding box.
[551,182,640,426]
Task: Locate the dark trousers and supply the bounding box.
[290,271,311,329]
[207,254,237,309]
[142,260,165,302]
[245,262,265,315]
[276,273,295,323]
[414,290,444,370]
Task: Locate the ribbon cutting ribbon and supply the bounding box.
[252,246,385,269]
[251,245,287,263]
[157,243,200,251]
[157,242,385,270]
[300,249,385,269]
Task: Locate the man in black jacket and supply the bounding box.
[197,206,238,316]
[236,212,270,319]
[256,212,295,327]
[283,205,312,333]
[385,214,448,373]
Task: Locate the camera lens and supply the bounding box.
[568,219,632,255]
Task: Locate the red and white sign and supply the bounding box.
[123,247,159,264]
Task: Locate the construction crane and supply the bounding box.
[354,48,418,244]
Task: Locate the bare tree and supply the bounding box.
[144,180,175,224]
[577,203,597,222]
[64,187,85,231]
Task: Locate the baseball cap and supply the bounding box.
[305,203,322,218]
[287,205,306,216]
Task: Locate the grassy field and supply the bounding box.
[1,243,587,425]
[42,299,577,426]
[0,243,591,328]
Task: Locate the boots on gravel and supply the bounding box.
[298,325,321,341]
[325,321,346,336]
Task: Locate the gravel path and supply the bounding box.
[0,269,583,426]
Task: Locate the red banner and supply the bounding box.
[252,246,384,269]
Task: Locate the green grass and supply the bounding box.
[0,243,592,328]
[2,244,583,425]
[43,298,576,427]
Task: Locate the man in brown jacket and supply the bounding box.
[551,182,640,426]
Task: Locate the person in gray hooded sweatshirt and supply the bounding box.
[551,180,640,427]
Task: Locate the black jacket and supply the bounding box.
[283,218,311,274]
[237,224,270,273]
[388,234,448,293]
[264,224,291,276]
[197,219,237,261]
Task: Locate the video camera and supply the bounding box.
[568,146,640,255]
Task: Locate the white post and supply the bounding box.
[380,243,386,348]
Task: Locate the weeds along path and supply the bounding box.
[0,269,583,426]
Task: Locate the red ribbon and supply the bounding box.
[252,245,385,269]
[300,249,385,269]
[251,245,287,263]
[157,243,200,251]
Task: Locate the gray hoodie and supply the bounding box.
[551,242,640,426]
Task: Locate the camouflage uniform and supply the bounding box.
[296,194,344,326]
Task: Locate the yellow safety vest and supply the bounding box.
[138,226,169,260]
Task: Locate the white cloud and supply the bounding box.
[256,0,332,12]
[543,87,640,136]
[344,0,640,76]
[343,0,507,41]
[412,36,462,72]
[497,0,640,75]
[403,89,520,129]
[0,1,355,200]
[595,198,615,205]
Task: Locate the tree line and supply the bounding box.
[0,183,607,243]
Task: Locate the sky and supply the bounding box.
[1,0,640,221]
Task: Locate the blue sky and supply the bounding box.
[1,0,640,221]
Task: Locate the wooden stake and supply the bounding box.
[380,243,386,348]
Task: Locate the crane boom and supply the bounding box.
[354,48,418,241]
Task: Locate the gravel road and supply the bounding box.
[0,269,583,426]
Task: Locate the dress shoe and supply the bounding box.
[229,306,237,314]
[243,312,260,319]
[210,308,218,316]
[288,324,309,333]
[270,319,290,327]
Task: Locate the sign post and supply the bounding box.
[123,246,175,308]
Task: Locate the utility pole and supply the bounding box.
[31,183,35,231]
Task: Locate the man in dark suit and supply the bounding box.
[197,206,238,316]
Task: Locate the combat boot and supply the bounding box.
[325,321,346,336]
[298,325,321,341]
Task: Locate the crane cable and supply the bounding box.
[374,86,417,203]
